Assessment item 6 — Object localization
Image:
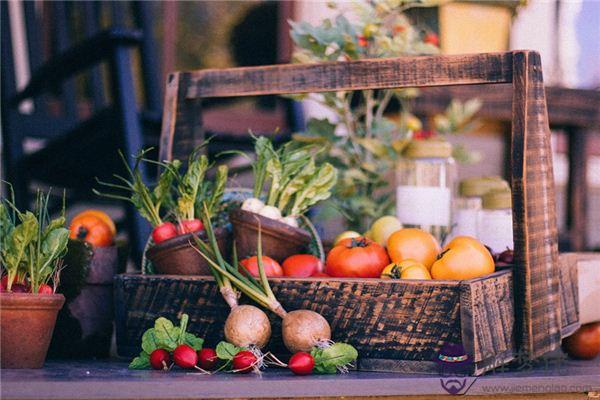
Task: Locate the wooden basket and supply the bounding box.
[116,51,577,375]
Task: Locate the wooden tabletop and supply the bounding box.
[2,356,598,399]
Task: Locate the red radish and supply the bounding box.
[173,344,198,369]
[423,32,439,46]
[282,254,323,278]
[10,284,29,293]
[1,275,8,290]
[150,349,171,370]
[197,348,218,370]
[357,35,368,47]
[232,350,257,373]
[178,219,204,234]
[240,256,283,278]
[152,222,178,244]
[288,352,315,375]
[37,284,54,294]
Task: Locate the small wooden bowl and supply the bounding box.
[229,208,312,263]
[146,228,228,275]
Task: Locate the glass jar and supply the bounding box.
[478,188,513,253]
[395,139,456,243]
[451,176,509,240]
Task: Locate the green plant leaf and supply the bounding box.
[129,352,151,370]
[153,317,180,351]
[141,328,160,354]
[183,333,204,351]
[216,341,242,361]
[311,342,358,374]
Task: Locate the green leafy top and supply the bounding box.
[311,342,358,374]
[129,313,204,370]
[0,186,69,293]
[249,136,338,217]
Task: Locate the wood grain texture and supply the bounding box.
[158,72,204,164]
[511,51,561,358]
[114,271,515,376]
[557,253,580,337]
[185,53,514,98]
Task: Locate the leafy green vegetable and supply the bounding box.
[0,187,68,292]
[215,341,243,361]
[311,343,358,374]
[129,313,204,369]
[247,136,338,217]
[129,352,151,370]
[177,153,209,221]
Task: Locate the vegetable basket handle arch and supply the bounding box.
[158,51,561,359]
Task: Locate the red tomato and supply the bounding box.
[423,32,439,46]
[282,254,323,278]
[239,256,283,278]
[37,284,54,294]
[562,322,600,360]
[178,219,204,234]
[152,222,178,244]
[325,237,390,278]
[311,272,330,278]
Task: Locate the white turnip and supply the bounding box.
[241,198,265,214]
[281,216,299,228]
[224,305,271,349]
[257,205,281,221]
[282,310,331,353]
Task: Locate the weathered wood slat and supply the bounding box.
[186,53,514,98]
[511,51,562,358]
[557,253,580,336]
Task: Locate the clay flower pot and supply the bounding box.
[146,228,229,275]
[229,208,312,263]
[1,293,65,368]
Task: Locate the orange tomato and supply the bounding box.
[386,228,441,270]
[380,259,431,280]
[69,215,114,247]
[431,236,495,280]
[72,210,116,237]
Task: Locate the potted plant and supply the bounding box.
[1,189,70,369]
[289,0,481,233]
[231,136,337,262]
[95,148,229,275]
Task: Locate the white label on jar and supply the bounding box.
[478,210,513,253]
[396,185,451,226]
[452,209,479,238]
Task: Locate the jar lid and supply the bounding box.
[460,176,509,197]
[482,188,512,209]
[404,139,453,159]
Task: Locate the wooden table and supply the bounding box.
[2,356,598,399]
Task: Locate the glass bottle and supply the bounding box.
[478,188,514,253]
[395,139,456,243]
[451,176,509,240]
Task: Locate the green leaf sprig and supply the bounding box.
[129,314,204,370]
[311,342,358,374]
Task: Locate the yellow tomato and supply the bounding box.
[370,216,403,247]
[431,236,495,280]
[334,231,361,245]
[387,228,441,270]
[401,264,432,280]
[381,263,401,279]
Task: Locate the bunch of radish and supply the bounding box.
[192,204,358,374]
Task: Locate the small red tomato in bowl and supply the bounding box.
[239,256,283,278]
[178,219,204,234]
[282,254,323,278]
[152,222,178,244]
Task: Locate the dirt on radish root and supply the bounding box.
[282,310,331,353]
[224,305,272,349]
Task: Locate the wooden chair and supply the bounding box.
[1,1,161,259]
[155,51,565,363]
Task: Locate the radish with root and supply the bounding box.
[194,205,356,372]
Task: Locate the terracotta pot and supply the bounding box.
[146,228,229,275]
[229,208,312,263]
[1,293,65,368]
